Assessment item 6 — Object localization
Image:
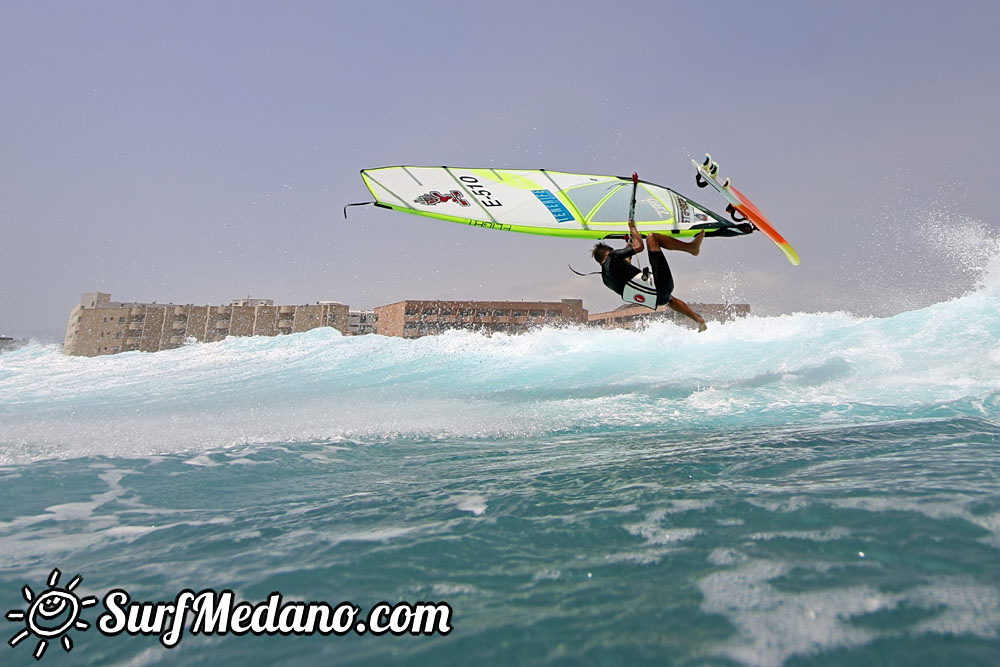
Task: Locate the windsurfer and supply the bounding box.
[592,221,708,332]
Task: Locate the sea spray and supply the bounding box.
[2,266,999,465]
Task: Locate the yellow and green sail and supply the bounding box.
[360,166,753,240]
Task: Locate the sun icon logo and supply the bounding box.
[6,568,97,660]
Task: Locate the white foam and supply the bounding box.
[699,560,888,665]
[698,557,1000,666]
[624,509,702,546]
[748,527,852,542]
[2,267,999,466]
[453,493,488,516]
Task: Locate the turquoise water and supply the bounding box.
[3,264,1000,665]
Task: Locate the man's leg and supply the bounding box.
[647,231,704,256]
[668,296,708,332]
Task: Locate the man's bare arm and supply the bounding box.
[628,221,644,253]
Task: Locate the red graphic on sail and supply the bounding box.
[415,190,470,207]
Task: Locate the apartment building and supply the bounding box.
[373,299,588,338]
[63,293,349,356]
[348,310,377,335]
[63,292,749,355]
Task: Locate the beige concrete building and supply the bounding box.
[64,293,349,356]
[588,302,750,329]
[63,291,749,354]
[374,299,588,338]
[348,310,377,335]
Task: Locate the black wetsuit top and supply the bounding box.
[601,246,641,296]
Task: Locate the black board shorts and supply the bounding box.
[648,250,675,307]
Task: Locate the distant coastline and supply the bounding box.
[0,337,28,353]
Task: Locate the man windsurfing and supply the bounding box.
[592,220,708,332]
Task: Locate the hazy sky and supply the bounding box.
[2,0,998,341]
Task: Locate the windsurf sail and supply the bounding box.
[359,166,754,240]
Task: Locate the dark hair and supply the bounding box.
[592,243,612,263]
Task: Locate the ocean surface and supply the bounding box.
[3,264,1000,666]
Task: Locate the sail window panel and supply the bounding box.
[566,183,677,223]
[563,182,624,221]
[586,185,634,223]
[634,185,676,222]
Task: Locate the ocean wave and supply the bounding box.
[2,258,999,465]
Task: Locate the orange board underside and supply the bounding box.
[729,184,801,266]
